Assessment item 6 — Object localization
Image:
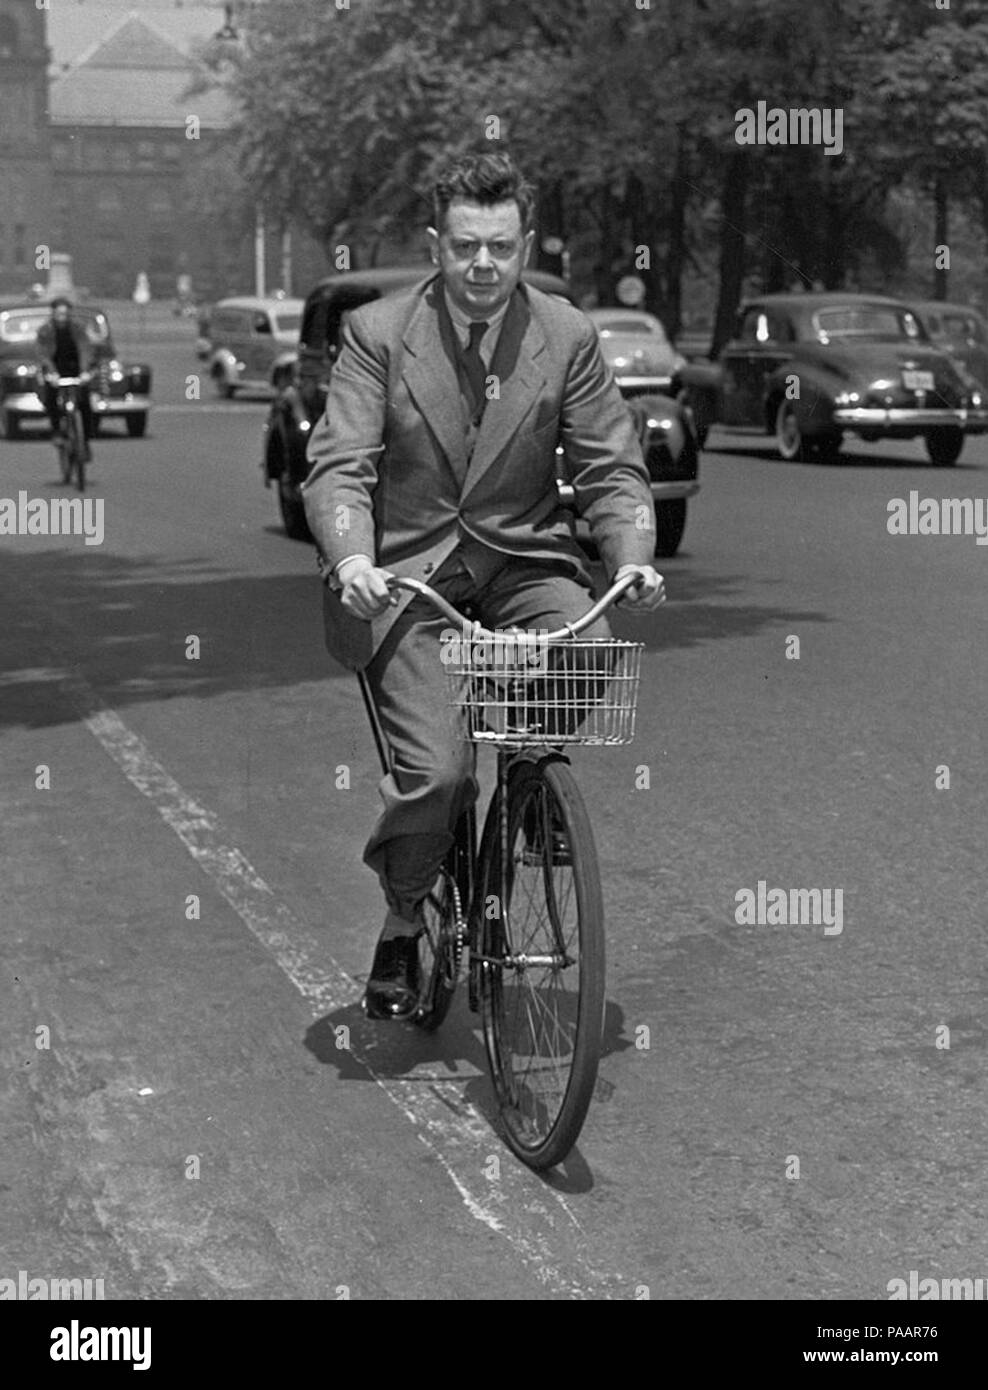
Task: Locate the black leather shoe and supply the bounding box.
[363,932,423,1020]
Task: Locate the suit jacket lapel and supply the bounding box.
[460,288,546,501]
[400,279,468,484]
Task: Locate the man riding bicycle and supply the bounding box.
[302,152,665,1021]
[36,298,96,462]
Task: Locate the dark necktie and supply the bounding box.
[461,320,489,421]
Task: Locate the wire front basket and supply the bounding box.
[443,635,643,747]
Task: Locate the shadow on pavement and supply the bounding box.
[0,547,344,731]
[0,545,831,731]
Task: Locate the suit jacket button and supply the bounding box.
[423,563,434,575]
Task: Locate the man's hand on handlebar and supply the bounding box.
[612,563,666,612]
[336,556,397,621]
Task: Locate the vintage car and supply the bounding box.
[689,292,988,467]
[263,269,700,556]
[207,295,304,398]
[0,299,152,439]
[909,299,988,392]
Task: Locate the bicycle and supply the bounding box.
[357,572,644,1170]
[49,374,91,492]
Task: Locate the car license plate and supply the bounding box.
[902,370,935,391]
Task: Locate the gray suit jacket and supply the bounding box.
[302,274,655,670]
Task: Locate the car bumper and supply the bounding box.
[834,406,988,433]
[3,390,150,417]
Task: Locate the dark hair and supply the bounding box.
[50,296,73,312]
[432,152,535,234]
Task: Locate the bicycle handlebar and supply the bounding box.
[383,571,643,641]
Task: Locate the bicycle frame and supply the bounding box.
[354,570,640,1006]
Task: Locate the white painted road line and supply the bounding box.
[79,698,628,1298]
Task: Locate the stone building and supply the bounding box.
[46,2,325,301]
[0,0,51,295]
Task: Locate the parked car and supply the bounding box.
[264,270,701,556]
[688,292,988,467]
[909,300,988,392]
[585,306,701,551]
[0,299,152,439]
[207,295,304,398]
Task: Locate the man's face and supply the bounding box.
[52,304,70,328]
[428,199,534,320]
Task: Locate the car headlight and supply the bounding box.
[647,417,673,431]
[971,392,983,408]
[834,391,860,406]
[15,363,33,377]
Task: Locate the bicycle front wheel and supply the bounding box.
[68,409,86,491]
[479,757,605,1170]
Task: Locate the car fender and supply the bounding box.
[268,349,298,390]
[626,392,697,476]
[763,363,840,432]
[210,348,238,383]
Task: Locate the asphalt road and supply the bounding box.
[2,313,987,1301]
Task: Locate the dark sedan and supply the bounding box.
[693,292,987,467]
[262,268,699,555]
[0,300,152,440]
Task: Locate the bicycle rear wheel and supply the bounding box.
[414,808,474,1032]
[479,757,605,1170]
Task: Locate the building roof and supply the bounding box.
[49,6,233,129]
[48,1,226,73]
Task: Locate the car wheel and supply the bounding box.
[126,413,148,439]
[654,498,687,557]
[214,374,235,400]
[0,409,21,441]
[775,400,805,461]
[278,468,312,541]
[805,430,842,464]
[925,427,963,467]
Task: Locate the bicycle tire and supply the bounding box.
[414,808,474,1032]
[479,756,605,1170]
[68,408,86,492]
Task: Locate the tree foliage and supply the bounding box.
[197,0,988,330]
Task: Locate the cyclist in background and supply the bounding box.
[36,298,96,462]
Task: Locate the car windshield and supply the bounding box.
[0,308,110,345]
[272,313,301,335]
[813,306,924,344]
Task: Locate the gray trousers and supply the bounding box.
[362,556,610,919]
